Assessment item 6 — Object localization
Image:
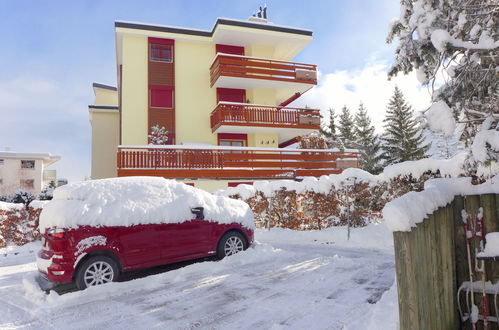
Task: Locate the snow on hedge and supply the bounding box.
[39,177,254,232]
[218,153,468,199]
[383,175,499,232]
[0,201,24,211]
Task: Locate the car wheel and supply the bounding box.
[217,232,246,259]
[75,255,119,290]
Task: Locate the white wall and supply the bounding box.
[0,158,46,196]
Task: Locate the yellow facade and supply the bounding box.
[175,40,217,145]
[120,34,148,146]
[90,110,120,179]
[90,18,321,187]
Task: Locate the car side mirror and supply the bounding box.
[191,207,204,220]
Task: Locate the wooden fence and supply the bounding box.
[394,193,499,330]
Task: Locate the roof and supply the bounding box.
[0,151,61,166]
[92,83,117,91]
[115,17,313,37]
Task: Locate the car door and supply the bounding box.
[119,224,161,267]
[159,219,215,260]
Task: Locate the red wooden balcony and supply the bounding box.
[210,53,317,89]
[117,146,359,180]
[210,102,321,132]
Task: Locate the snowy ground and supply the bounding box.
[0,223,398,329]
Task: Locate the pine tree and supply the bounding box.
[381,87,430,165]
[320,108,343,149]
[387,0,498,172]
[148,125,169,145]
[338,105,356,149]
[354,103,383,174]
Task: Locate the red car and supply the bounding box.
[36,178,254,290]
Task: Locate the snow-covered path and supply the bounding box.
[0,225,397,329]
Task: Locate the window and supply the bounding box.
[150,87,174,108]
[21,160,35,169]
[20,179,34,189]
[219,139,246,154]
[150,44,173,63]
[0,159,4,165]
[219,139,245,147]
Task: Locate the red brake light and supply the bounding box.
[47,228,66,239]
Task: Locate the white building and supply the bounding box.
[0,149,61,196]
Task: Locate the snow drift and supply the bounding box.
[39,177,255,232]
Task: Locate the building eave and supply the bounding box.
[115,18,313,37]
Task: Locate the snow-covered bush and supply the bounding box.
[39,181,56,200]
[218,154,474,230]
[0,202,42,248]
[7,190,36,209]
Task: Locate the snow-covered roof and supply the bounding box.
[39,177,255,232]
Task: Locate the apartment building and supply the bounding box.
[89,15,358,192]
[0,149,60,196]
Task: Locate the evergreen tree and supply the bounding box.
[354,103,383,174]
[320,108,343,149]
[387,0,498,172]
[381,87,430,165]
[337,105,356,148]
[148,125,169,145]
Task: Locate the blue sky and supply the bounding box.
[0,0,421,182]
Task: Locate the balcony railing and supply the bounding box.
[210,53,318,87]
[210,102,321,132]
[117,145,358,180]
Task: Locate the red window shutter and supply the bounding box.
[150,87,173,108]
[217,88,246,103]
[216,44,244,55]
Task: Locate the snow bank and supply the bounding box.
[384,176,499,232]
[39,177,254,232]
[218,154,467,199]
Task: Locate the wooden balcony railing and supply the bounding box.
[210,53,318,87]
[210,102,321,132]
[117,146,358,179]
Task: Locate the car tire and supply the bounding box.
[75,255,119,290]
[217,231,247,259]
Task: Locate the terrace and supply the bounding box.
[117,145,359,180]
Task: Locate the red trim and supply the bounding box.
[184,183,194,187]
[279,137,298,148]
[218,133,247,141]
[279,92,302,107]
[216,44,244,55]
[149,37,174,45]
[228,182,253,187]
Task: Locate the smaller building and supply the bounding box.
[0,149,61,196]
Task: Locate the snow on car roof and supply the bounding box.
[39,177,254,232]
